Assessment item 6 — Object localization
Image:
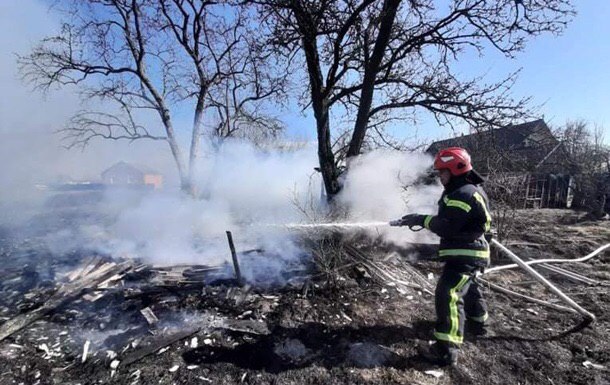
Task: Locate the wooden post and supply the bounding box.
[540,178,547,208]
[226,231,243,286]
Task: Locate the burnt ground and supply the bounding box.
[0,209,609,385]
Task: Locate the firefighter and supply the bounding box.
[390,147,492,366]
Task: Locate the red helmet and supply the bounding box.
[433,147,472,176]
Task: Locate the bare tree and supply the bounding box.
[19,0,284,194]
[249,0,574,200]
[205,12,287,147]
[555,120,610,217]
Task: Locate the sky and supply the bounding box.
[0,0,609,191]
[282,1,610,144]
[456,1,610,138]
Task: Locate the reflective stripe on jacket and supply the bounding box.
[424,181,491,265]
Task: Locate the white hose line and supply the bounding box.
[477,278,578,314]
[537,263,599,285]
[486,243,610,274]
[489,239,596,321]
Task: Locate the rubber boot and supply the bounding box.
[466,320,495,338]
[419,341,458,366]
[465,320,488,337]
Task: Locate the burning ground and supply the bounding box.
[0,209,608,385]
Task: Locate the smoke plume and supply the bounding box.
[0,1,442,286]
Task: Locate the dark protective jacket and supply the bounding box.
[423,172,492,266]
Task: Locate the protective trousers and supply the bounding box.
[433,263,488,346]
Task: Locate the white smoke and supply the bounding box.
[1,1,443,286]
[32,142,441,286]
[90,141,319,266]
[32,140,322,287]
[339,150,441,245]
[6,133,441,286]
[76,145,441,270]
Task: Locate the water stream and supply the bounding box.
[269,221,390,229]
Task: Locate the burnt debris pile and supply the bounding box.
[0,223,438,384]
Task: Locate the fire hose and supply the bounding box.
[279,221,609,324]
[483,240,610,323]
[390,220,608,322]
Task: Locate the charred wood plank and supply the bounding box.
[221,319,270,335]
[121,326,201,366]
[66,256,104,282]
[57,262,120,295]
[140,307,159,325]
[0,262,132,342]
[120,318,269,367]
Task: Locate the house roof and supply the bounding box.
[133,163,162,175]
[101,162,161,177]
[426,119,557,154]
[426,119,566,173]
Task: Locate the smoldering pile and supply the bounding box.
[0,238,299,378]
[0,226,437,382]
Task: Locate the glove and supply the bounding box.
[400,214,426,228]
[484,228,496,242]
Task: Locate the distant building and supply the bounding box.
[427,119,572,209]
[427,119,566,173]
[101,162,163,189]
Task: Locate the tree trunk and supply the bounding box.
[294,3,341,200]
[168,136,191,193]
[160,110,190,193]
[591,178,607,218]
[347,0,401,159]
[188,85,208,197]
[138,65,192,194]
[315,100,340,199]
